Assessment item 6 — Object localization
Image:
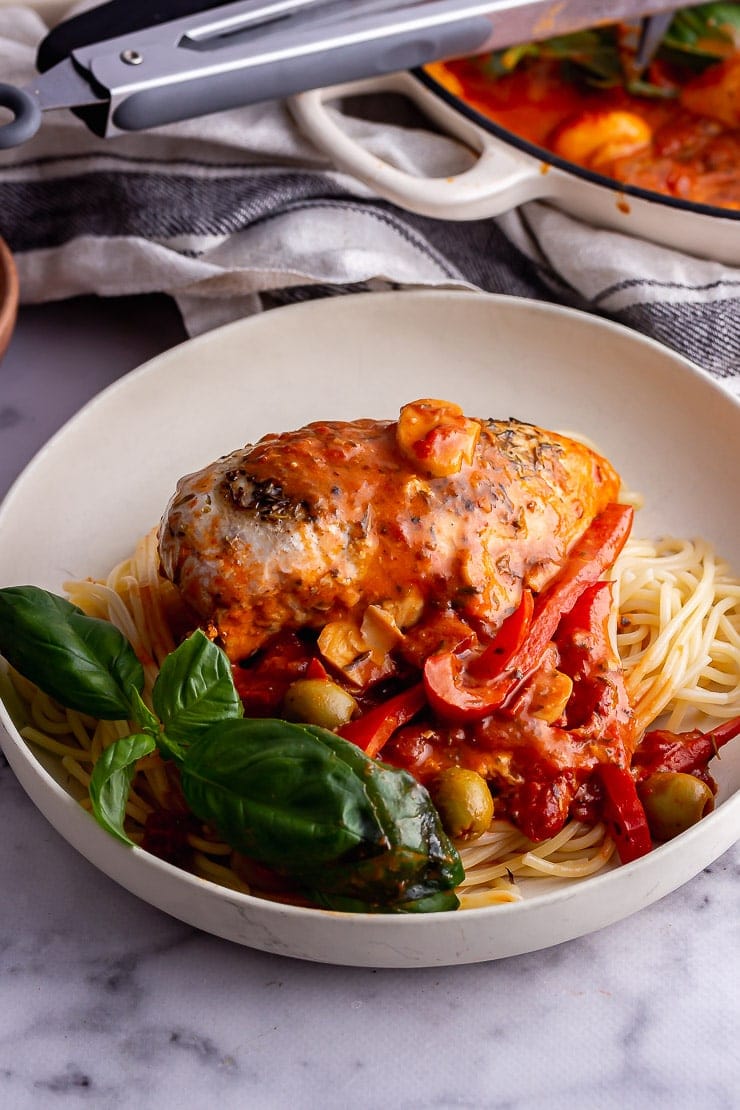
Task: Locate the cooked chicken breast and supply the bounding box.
[158,400,621,662]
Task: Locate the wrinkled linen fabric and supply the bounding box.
[1,7,739,393]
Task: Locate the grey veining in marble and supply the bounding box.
[1,296,739,1110]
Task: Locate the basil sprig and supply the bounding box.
[0,586,463,913]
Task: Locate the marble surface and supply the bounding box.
[1,295,739,1110]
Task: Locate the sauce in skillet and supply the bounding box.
[430,52,740,209]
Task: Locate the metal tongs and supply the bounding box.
[0,0,691,150]
[622,8,677,85]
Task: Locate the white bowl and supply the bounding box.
[1,291,738,966]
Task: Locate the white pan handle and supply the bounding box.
[289,71,554,220]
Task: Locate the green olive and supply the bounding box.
[637,772,715,842]
[282,678,358,731]
[429,767,494,842]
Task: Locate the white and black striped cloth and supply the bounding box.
[2,8,739,393]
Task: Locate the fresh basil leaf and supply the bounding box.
[664,4,740,60]
[302,725,464,904]
[311,889,460,914]
[152,629,242,745]
[388,890,461,913]
[477,9,740,97]
[89,732,156,845]
[482,29,623,86]
[0,586,144,719]
[180,718,380,868]
[179,718,463,911]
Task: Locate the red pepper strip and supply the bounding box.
[553,580,636,755]
[305,656,329,680]
[515,502,633,673]
[338,682,427,759]
[424,502,634,723]
[466,589,534,680]
[424,591,533,721]
[632,714,740,780]
[594,763,653,864]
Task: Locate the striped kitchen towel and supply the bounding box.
[1,7,738,391]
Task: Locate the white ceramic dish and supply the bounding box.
[1,291,738,967]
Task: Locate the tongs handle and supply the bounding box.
[38,0,229,70]
[36,0,230,136]
[0,85,42,149]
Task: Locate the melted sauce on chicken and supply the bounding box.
[160,407,619,661]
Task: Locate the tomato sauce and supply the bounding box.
[233,574,637,846]
[431,53,740,209]
[381,580,635,842]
